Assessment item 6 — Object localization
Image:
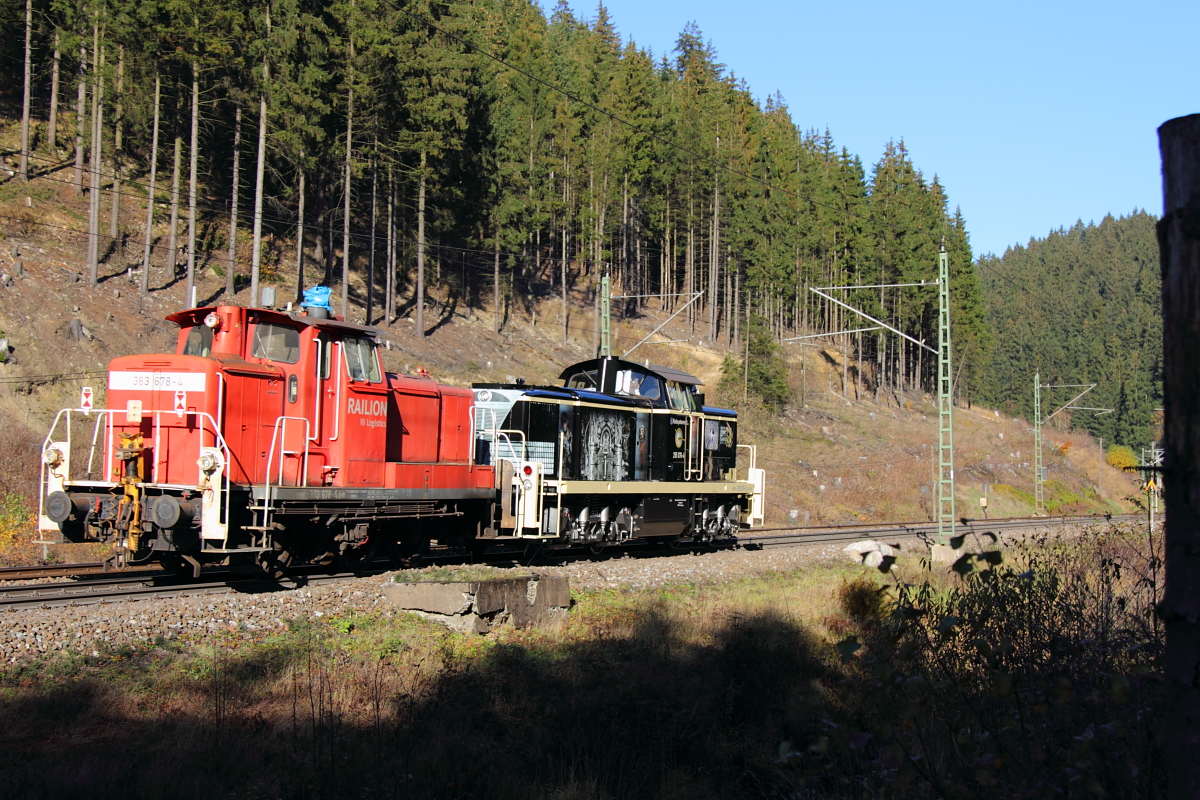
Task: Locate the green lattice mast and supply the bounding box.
[1034,373,1044,515]
[937,242,956,544]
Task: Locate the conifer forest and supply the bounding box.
[0,0,1161,446]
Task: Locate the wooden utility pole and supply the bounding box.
[1159,112,1200,800]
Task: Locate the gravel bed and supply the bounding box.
[0,534,980,664]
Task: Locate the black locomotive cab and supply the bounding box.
[472,356,764,549]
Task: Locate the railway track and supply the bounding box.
[0,513,1133,610]
[734,512,1133,549]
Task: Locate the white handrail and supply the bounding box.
[329,342,343,442]
[310,331,323,442]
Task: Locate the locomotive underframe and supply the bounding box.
[44,478,494,569]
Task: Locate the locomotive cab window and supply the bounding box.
[615,369,663,402]
[251,323,301,364]
[566,369,598,390]
[343,336,381,383]
[181,325,212,358]
[666,381,695,411]
[316,333,333,380]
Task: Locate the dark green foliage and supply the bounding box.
[6,0,985,397]
[976,212,1161,448]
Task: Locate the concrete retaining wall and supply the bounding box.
[381,574,571,633]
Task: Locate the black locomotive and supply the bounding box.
[472,356,764,549]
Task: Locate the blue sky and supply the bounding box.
[577,0,1197,258]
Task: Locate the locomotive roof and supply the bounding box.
[167,306,386,339]
[558,357,703,387]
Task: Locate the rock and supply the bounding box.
[381,574,571,634]
[1,275,10,288]
[843,540,897,566]
[72,305,80,312]
[13,261,23,276]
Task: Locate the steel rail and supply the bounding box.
[0,514,1136,609]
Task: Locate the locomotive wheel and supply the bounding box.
[390,532,429,569]
[588,543,606,556]
[339,537,381,572]
[256,550,290,581]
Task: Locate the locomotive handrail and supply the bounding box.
[469,406,526,463]
[40,407,235,532]
[493,429,526,462]
[736,443,757,475]
[329,342,343,442]
[260,416,313,531]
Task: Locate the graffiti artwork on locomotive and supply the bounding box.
[37,298,764,576]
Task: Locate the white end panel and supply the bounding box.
[38,440,70,533]
[199,447,228,543]
[747,467,766,527]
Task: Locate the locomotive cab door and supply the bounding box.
[338,335,388,487]
[310,332,341,484]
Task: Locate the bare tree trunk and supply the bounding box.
[294,153,305,304]
[705,175,715,338]
[1159,113,1200,800]
[366,154,376,325]
[493,226,499,334]
[226,102,241,299]
[167,128,182,283]
[185,56,199,306]
[314,178,328,284]
[416,151,426,337]
[385,165,394,323]
[341,44,353,320]
[48,32,61,153]
[561,224,568,345]
[87,24,102,286]
[140,71,160,296]
[19,0,31,182]
[250,19,269,309]
[74,44,86,195]
[109,47,124,247]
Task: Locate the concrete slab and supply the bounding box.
[382,574,571,633]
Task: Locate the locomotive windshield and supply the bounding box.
[181,325,212,357]
[251,323,301,364]
[666,381,696,411]
[614,369,664,402]
[566,369,598,389]
[343,336,381,383]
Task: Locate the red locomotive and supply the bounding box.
[38,297,764,576]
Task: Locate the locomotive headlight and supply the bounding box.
[204,313,221,330]
[197,452,220,473]
[42,447,63,467]
[522,478,534,491]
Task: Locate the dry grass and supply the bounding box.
[0,523,1164,799]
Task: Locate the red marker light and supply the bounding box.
[523,465,533,476]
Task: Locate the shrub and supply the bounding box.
[779,524,1164,798]
[0,493,38,565]
[836,575,890,623]
[1107,444,1139,470]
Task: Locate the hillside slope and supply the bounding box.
[0,166,1140,552]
